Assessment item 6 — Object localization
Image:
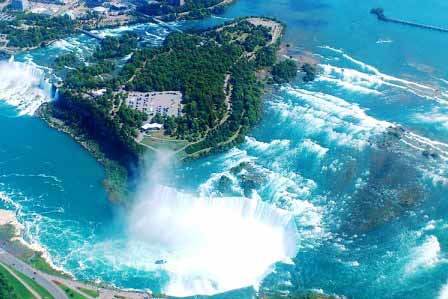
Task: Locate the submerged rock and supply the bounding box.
[229,161,267,197]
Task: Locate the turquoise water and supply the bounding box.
[1,0,448,298]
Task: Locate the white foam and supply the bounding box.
[414,109,448,130]
[0,59,52,115]
[128,186,298,296]
[51,39,77,51]
[319,45,448,103]
[276,86,391,149]
[439,281,448,299]
[376,38,393,44]
[300,139,329,158]
[405,235,443,275]
[245,136,290,153]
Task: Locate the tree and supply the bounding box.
[272,59,298,83]
[302,62,317,82]
[0,272,18,299]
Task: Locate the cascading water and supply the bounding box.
[0,57,53,116]
[128,185,298,296]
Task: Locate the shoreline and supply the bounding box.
[36,103,130,203]
[0,207,152,298]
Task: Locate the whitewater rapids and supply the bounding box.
[128,186,298,296]
[0,58,53,116]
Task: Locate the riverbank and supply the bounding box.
[36,104,129,202]
[0,209,152,298]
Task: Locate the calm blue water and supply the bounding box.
[1,1,448,298]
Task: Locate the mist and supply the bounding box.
[126,150,298,296]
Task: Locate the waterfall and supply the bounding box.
[128,185,298,296]
[0,58,54,116]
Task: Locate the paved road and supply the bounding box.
[1,261,42,299]
[0,247,68,299]
[0,245,150,299]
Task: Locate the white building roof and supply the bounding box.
[142,123,163,130]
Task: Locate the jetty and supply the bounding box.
[370,8,448,33]
[79,29,105,40]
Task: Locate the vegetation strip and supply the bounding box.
[0,262,37,299]
[11,266,55,299]
[55,281,90,299]
[77,287,99,298]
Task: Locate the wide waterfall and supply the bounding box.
[128,185,298,296]
[0,58,53,116]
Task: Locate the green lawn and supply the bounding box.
[0,263,36,299]
[10,267,54,299]
[77,286,99,298]
[27,255,69,278]
[55,281,89,299]
[141,134,188,152]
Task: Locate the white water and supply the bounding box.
[0,58,53,115]
[128,185,298,296]
[405,235,443,275]
[439,281,448,299]
[319,45,448,104]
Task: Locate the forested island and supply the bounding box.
[39,17,299,201]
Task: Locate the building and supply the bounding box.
[92,6,108,14]
[125,91,183,119]
[11,0,29,11]
[141,123,163,132]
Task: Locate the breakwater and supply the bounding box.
[370,8,448,33]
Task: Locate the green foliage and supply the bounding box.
[77,287,99,298]
[302,62,317,82]
[255,45,277,68]
[93,33,138,59]
[0,271,18,299]
[0,14,76,48]
[272,59,298,83]
[138,0,223,16]
[185,61,263,154]
[54,53,82,70]
[11,268,54,299]
[126,32,241,136]
[0,263,33,299]
[51,17,282,171]
[56,282,89,299]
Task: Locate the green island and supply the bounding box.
[39,16,304,201]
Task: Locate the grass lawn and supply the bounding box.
[141,133,188,152]
[77,286,99,298]
[55,281,89,299]
[10,266,54,299]
[0,263,36,299]
[27,255,70,278]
